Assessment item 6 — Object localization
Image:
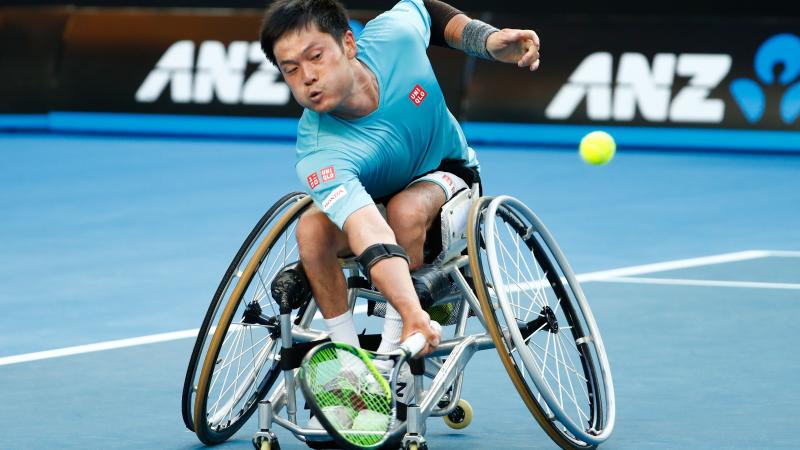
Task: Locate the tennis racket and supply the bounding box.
[299,322,441,450]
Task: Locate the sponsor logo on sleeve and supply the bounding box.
[409,84,427,106]
[441,173,457,195]
[320,165,337,182]
[322,186,347,211]
[307,172,320,189]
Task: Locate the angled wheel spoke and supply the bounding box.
[527,340,586,417]
[495,231,548,311]
[497,222,551,310]
[213,331,271,376]
[210,326,243,416]
[495,260,545,315]
[556,333,589,425]
[557,333,590,401]
[529,338,589,383]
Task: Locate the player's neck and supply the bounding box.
[332,59,379,120]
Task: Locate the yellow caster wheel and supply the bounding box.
[252,435,280,450]
[443,399,473,429]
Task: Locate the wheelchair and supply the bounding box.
[181,185,615,450]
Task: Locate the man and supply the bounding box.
[260,0,538,399]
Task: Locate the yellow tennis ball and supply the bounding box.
[579,131,616,165]
[427,303,454,325]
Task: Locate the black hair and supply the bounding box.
[260,0,351,67]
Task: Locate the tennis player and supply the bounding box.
[260,0,539,395]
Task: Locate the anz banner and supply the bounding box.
[1,8,796,145]
[465,15,800,131]
[53,9,465,118]
[54,11,799,131]
[55,10,301,117]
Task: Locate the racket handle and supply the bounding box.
[401,321,442,356]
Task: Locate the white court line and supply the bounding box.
[0,305,368,367]
[0,250,785,367]
[574,249,770,282]
[599,276,800,290]
[764,250,800,258]
[0,329,199,367]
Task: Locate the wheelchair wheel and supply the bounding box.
[185,192,312,444]
[182,192,307,432]
[467,196,615,449]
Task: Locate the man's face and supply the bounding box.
[273,24,356,114]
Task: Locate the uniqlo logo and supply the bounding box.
[307,172,320,189]
[320,166,336,182]
[409,84,427,106]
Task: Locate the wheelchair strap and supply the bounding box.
[356,243,410,280]
[278,333,383,371]
[279,339,330,371]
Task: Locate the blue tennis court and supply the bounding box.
[1,133,798,449]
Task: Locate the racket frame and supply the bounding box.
[299,341,415,450]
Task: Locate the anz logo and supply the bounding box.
[546,52,732,123]
[136,40,291,105]
[546,33,800,126]
[730,33,800,124]
[136,21,364,106]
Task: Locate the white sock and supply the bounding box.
[323,311,360,348]
[377,303,403,354]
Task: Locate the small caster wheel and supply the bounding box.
[253,434,280,450]
[405,442,428,450]
[443,399,473,430]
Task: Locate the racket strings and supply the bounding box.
[305,346,393,446]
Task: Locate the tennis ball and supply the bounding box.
[350,409,390,432]
[427,303,454,325]
[579,131,616,165]
[321,405,355,430]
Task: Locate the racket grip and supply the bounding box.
[401,321,442,356]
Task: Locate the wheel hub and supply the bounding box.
[242,301,263,324]
[242,302,280,338]
[519,305,559,339]
[447,407,465,423]
[542,305,559,334]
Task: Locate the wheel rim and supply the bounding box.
[195,195,312,439]
[481,196,614,445]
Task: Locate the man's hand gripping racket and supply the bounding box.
[299,321,442,450]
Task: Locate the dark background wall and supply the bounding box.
[0,0,798,16]
[1,1,798,144]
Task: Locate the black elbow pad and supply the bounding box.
[423,0,463,47]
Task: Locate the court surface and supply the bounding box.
[1,133,798,449]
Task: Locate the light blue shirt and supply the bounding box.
[295,0,479,229]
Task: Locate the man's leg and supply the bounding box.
[385,181,447,269]
[372,182,446,354]
[342,205,440,355]
[295,206,359,346]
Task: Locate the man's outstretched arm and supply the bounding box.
[422,0,541,71]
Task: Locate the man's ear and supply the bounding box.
[343,30,357,59]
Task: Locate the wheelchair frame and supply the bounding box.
[184,186,615,450]
[252,252,496,450]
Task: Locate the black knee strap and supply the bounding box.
[356,243,410,280]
